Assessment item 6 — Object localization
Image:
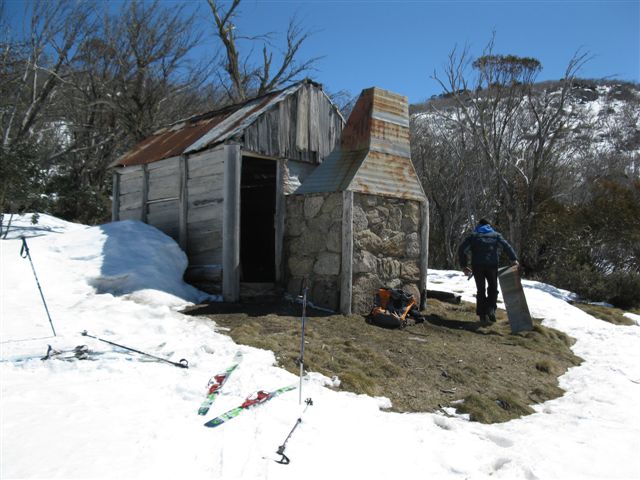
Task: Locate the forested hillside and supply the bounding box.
[411,70,640,308]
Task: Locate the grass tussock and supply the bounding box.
[574,303,636,326]
[184,298,582,424]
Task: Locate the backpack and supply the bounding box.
[366,288,423,329]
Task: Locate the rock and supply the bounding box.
[304,195,325,219]
[326,224,342,253]
[355,230,383,254]
[352,205,368,231]
[288,256,314,277]
[401,260,421,281]
[353,250,377,274]
[405,232,421,257]
[313,252,341,276]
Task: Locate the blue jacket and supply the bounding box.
[458,224,518,268]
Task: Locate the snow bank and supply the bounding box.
[1,214,639,480]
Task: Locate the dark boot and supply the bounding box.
[479,314,490,326]
[488,309,496,323]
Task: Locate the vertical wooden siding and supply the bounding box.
[241,83,343,164]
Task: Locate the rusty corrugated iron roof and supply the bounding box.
[296,87,426,202]
[113,82,308,167]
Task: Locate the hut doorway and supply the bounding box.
[240,156,277,282]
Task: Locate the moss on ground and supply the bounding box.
[184,298,582,424]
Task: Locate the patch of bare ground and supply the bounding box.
[183,298,582,423]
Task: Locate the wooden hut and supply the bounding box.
[111,79,344,301]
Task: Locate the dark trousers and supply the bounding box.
[472,265,498,315]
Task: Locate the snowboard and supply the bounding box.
[498,265,533,334]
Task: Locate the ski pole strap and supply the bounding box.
[20,236,29,258]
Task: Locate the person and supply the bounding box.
[458,219,519,325]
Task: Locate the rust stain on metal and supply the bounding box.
[296,86,425,201]
[114,89,286,167]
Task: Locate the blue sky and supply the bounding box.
[226,0,640,102]
[5,0,639,103]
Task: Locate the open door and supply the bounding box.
[240,156,276,282]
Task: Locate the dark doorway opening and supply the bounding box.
[240,156,276,282]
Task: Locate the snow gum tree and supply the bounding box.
[423,35,588,268]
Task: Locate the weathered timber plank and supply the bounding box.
[222,144,241,302]
[340,191,353,314]
[119,191,142,210]
[119,208,142,221]
[188,203,223,224]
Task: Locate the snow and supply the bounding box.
[624,312,640,326]
[1,214,639,480]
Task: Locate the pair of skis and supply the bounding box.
[198,351,296,428]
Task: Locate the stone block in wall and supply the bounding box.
[308,212,332,234]
[286,216,305,237]
[304,195,324,219]
[320,193,342,216]
[378,257,401,278]
[287,196,304,219]
[402,283,422,306]
[402,202,421,232]
[288,256,314,276]
[353,250,377,274]
[327,224,341,253]
[405,232,420,258]
[401,260,421,282]
[311,277,339,311]
[355,230,383,254]
[380,230,406,257]
[353,204,368,231]
[295,230,329,254]
[386,206,403,231]
[352,273,382,314]
[314,252,341,276]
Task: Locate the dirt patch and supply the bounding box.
[183,298,582,423]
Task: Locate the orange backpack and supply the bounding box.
[366,288,418,329]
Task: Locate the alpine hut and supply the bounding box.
[287,87,429,314]
[111,79,344,301]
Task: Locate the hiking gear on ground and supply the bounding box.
[366,288,423,329]
[197,352,243,415]
[298,277,309,405]
[203,385,296,428]
[20,237,57,336]
[41,345,92,361]
[81,330,188,368]
[275,398,313,465]
[458,227,517,269]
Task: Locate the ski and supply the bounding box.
[204,384,297,428]
[198,352,243,416]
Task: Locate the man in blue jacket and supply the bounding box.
[458,219,519,325]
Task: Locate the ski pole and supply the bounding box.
[20,237,56,336]
[276,397,313,465]
[81,330,188,368]
[298,277,308,405]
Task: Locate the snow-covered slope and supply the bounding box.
[1,214,639,479]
